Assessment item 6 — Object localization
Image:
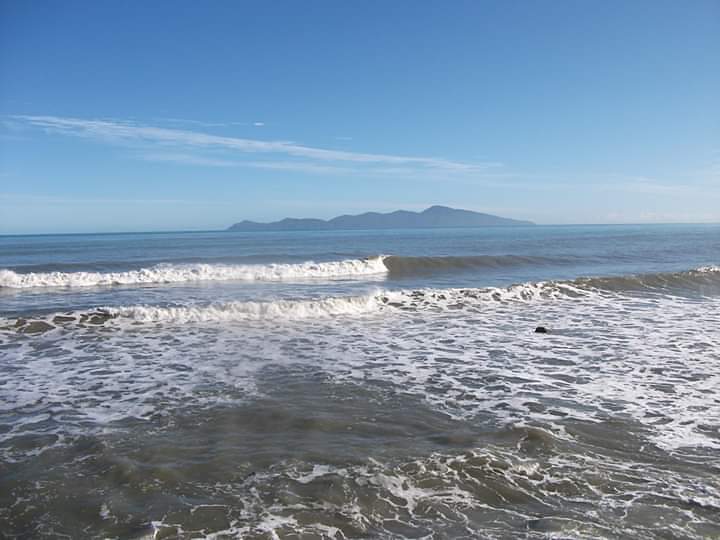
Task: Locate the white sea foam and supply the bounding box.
[146,441,712,539]
[105,294,383,323]
[0,256,388,289]
[2,281,719,465]
[0,282,593,332]
[332,290,720,453]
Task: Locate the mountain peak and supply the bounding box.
[422,205,453,213]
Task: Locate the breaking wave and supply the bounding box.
[106,294,383,323]
[0,257,388,289]
[0,254,568,289]
[1,294,384,331]
[0,254,589,290]
[3,266,719,332]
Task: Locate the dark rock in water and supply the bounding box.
[52,315,76,324]
[19,320,55,334]
[535,326,548,334]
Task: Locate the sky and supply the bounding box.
[1,0,719,234]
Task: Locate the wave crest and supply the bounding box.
[0,257,388,289]
[4,266,720,333]
[106,294,382,323]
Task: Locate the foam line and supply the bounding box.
[105,294,383,323]
[0,257,388,289]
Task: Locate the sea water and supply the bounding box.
[1,224,719,538]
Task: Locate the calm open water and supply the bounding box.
[1,224,719,539]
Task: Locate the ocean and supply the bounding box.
[1,224,719,539]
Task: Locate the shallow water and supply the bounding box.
[1,225,719,538]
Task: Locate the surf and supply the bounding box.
[0,257,389,289]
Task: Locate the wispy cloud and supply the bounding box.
[12,115,497,172]
[241,161,351,174]
[141,152,241,168]
[139,153,354,174]
[155,117,267,128]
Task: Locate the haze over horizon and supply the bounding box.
[1,1,718,234]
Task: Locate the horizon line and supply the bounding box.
[2,221,719,237]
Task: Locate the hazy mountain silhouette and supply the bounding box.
[228,205,534,231]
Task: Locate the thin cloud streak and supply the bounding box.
[140,154,358,174]
[141,153,241,168]
[242,161,351,174]
[14,115,496,172]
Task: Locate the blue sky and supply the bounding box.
[1,0,718,233]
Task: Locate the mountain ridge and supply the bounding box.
[228,205,534,231]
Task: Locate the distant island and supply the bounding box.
[227,205,534,231]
